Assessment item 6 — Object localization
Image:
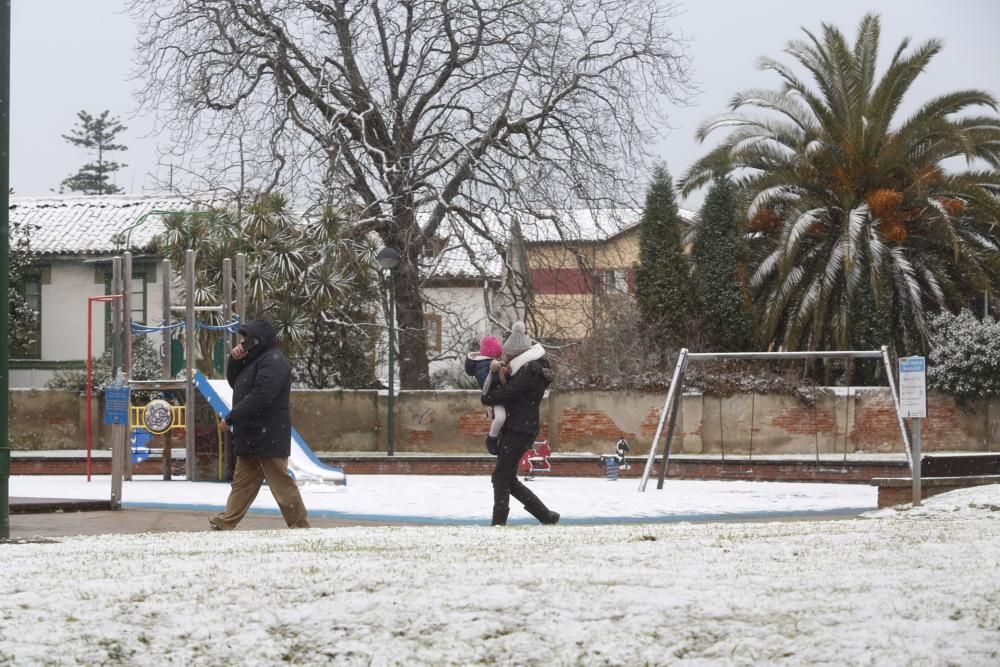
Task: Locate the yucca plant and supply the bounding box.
[681,13,1000,354]
[157,194,378,386]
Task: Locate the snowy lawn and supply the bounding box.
[2,485,999,665]
[10,474,877,524]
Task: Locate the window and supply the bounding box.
[603,268,629,294]
[103,269,150,350]
[422,237,447,259]
[424,312,443,352]
[12,275,42,359]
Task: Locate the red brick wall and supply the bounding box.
[559,408,636,444]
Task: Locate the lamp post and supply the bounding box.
[0,0,10,539]
[376,247,400,457]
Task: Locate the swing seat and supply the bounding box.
[518,440,552,479]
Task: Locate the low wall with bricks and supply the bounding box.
[8,387,999,455]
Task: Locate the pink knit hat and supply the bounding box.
[479,336,503,358]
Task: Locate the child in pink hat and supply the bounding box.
[464,335,508,454]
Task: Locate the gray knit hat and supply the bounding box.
[503,321,533,358]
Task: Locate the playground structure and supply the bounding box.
[95,248,346,508]
[637,348,921,501]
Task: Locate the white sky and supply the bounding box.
[10,0,1000,207]
[3,477,999,664]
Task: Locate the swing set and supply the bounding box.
[638,348,916,492]
[713,370,857,477]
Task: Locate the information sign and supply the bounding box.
[898,356,927,419]
[103,386,131,425]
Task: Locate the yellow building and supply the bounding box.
[518,208,694,341]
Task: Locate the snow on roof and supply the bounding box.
[9,194,199,255]
[418,206,697,281]
[420,238,503,283]
[518,207,696,243]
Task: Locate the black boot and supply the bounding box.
[491,506,509,526]
[524,498,560,525]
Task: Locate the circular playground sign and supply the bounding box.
[142,399,175,435]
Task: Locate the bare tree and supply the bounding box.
[129,0,692,387]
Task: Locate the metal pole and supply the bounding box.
[110,260,124,509]
[639,348,687,491]
[185,249,196,480]
[161,259,172,481]
[0,0,10,539]
[656,368,685,490]
[881,346,914,471]
[686,350,883,361]
[221,257,233,479]
[122,253,133,481]
[912,418,922,506]
[86,299,94,481]
[387,269,396,457]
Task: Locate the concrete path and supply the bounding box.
[5,508,397,540]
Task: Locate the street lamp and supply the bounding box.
[376,247,400,457]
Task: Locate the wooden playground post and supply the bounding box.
[161,258,172,480]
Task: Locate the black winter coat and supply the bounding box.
[225,319,292,458]
[481,345,553,436]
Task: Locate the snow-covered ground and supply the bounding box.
[9,474,878,524]
[2,477,999,665]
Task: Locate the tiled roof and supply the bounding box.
[8,196,691,279]
[519,207,696,243]
[418,206,698,281]
[9,195,198,255]
[418,215,505,282]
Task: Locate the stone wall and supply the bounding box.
[8,387,998,454]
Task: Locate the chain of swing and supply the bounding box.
[716,358,857,472]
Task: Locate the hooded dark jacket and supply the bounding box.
[481,344,553,436]
[225,319,292,458]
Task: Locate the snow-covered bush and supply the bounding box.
[926,310,1000,401]
[48,335,164,394]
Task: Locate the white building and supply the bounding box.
[8,195,512,388]
[8,195,190,387]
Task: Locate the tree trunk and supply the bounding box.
[385,202,431,389]
[392,249,431,389]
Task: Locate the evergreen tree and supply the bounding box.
[61,110,128,195]
[635,165,692,345]
[690,176,754,351]
[8,189,40,356]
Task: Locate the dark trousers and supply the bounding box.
[491,430,555,525]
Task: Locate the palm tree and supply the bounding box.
[681,13,1000,354]
[155,194,379,385]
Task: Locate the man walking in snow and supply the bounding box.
[209,320,310,530]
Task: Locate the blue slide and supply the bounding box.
[193,371,347,485]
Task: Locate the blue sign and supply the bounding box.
[103,386,131,425]
[899,357,926,373]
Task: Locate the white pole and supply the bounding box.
[912,418,922,506]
